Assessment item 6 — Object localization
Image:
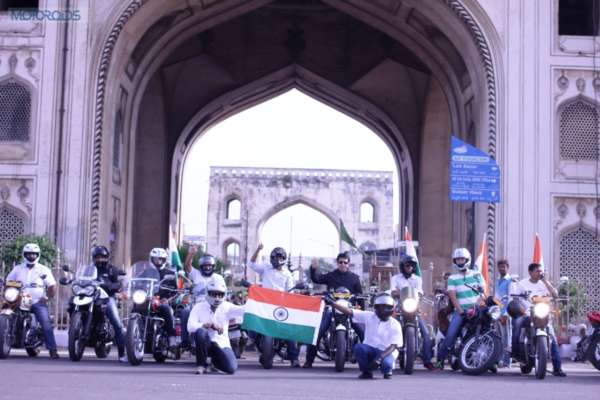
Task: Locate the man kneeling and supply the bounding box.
[187,280,244,375]
[328,293,402,379]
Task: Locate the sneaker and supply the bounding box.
[290,360,301,368]
[195,366,210,375]
[358,371,373,379]
[435,360,444,370]
[383,372,392,379]
[49,350,59,359]
[424,362,437,371]
[118,355,128,363]
[302,361,313,369]
[552,369,567,377]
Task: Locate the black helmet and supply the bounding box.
[92,246,110,268]
[199,255,216,277]
[400,254,418,275]
[270,247,287,269]
[507,299,526,319]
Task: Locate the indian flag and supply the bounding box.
[533,233,544,271]
[473,232,490,296]
[404,226,422,277]
[168,230,184,289]
[242,286,324,345]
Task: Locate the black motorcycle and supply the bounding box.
[576,311,600,371]
[125,261,184,365]
[0,278,46,358]
[395,286,427,374]
[60,264,122,361]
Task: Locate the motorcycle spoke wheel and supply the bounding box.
[0,315,12,358]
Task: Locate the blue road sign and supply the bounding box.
[450,136,501,203]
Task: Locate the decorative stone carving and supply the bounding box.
[595,205,600,221]
[576,202,587,218]
[557,202,568,219]
[8,54,17,73]
[0,185,9,201]
[557,72,569,91]
[576,77,586,92]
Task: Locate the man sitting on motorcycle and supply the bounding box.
[182,247,226,349]
[327,292,403,379]
[435,248,484,369]
[248,243,300,367]
[148,247,178,349]
[390,254,436,371]
[187,280,244,375]
[303,251,365,368]
[90,245,127,362]
[511,263,566,377]
[6,243,59,359]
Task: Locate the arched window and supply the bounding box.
[226,198,241,220]
[0,206,25,245]
[559,226,600,312]
[0,79,31,142]
[225,241,240,267]
[559,99,600,161]
[360,201,375,223]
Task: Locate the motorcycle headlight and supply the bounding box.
[402,298,418,313]
[533,302,550,319]
[72,284,82,295]
[488,305,501,320]
[335,299,350,308]
[132,289,148,305]
[4,287,19,302]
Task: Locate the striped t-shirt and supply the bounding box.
[447,270,484,310]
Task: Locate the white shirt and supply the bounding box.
[249,261,295,292]
[188,270,226,299]
[390,273,423,295]
[6,263,56,304]
[515,278,551,308]
[187,301,245,348]
[352,310,403,352]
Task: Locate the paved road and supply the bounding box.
[0,350,598,400]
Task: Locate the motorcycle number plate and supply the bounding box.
[74,296,93,306]
[229,330,241,339]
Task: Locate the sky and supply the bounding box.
[181,89,398,257]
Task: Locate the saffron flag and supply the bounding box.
[533,233,544,270]
[403,226,422,277]
[242,286,324,345]
[473,232,490,295]
[169,231,184,289]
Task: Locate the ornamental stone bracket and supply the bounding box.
[553,197,599,233]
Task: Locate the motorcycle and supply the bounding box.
[0,277,46,359]
[228,318,247,359]
[315,288,366,372]
[576,311,600,371]
[458,296,503,375]
[508,292,554,379]
[60,264,122,361]
[434,289,460,370]
[125,261,186,365]
[395,286,429,375]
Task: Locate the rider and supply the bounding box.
[435,248,484,369]
[90,246,127,362]
[511,263,566,377]
[327,292,403,379]
[6,243,59,359]
[187,280,244,375]
[303,251,365,368]
[148,247,178,349]
[248,243,300,367]
[182,246,226,348]
[390,254,436,371]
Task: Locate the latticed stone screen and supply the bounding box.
[559,100,599,161]
[559,226,600,312]
[0,207,25,245]
[0,79,31,142]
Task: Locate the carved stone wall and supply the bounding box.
[0,178,33,244]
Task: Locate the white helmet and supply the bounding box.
[22,243,41,265]
[206,280,227,308]
[452,248,471,271]
[149,247,168,269]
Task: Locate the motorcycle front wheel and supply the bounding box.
[334,330,346,372]
[126,314,145,366]
[459,333,502,375]
[0,314,12,359]
[260,336,274,369]
[403,325,416,375]
[152,323,169,363]
[587,336,600,371]
[68,312,86,361]
[535,338,548,380]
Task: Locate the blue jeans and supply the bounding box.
[354,343,395,374]
[180,307,191,346]
[105,297,125,353]
[499,317,511,366]
[437,311,465,361]
[194,329,238,374]
[417,317,433,364]
[512,316,561,370]
[31,302,57,352]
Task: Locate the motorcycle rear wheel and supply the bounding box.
[588,337,600,371]
[0,314,12,359]
[126,315,144,366]
[459,333,502,375]
[520,363,533,374]
[535,338,548,380]
[68,312,86,361]
[403,326,416,375]
[94,342,111,358]
[152,325,168,363]
[25,345,40,357]
[260,336,274,369]
[334,330,346,372]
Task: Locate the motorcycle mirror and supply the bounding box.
[59,277,69,285]
[61,264,71,272]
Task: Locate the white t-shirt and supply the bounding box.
[249,261,295,292]
[390,273,423,295]
[6,263,56,304]
[352,310,403,353]
[188,270,226,299]
[515,278,551,308]
[187,300,245,349]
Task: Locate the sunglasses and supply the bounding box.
[208,291,225,298]
[337,260,349,265]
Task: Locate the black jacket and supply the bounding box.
[310,268,363,295]
[157,266,178,299]
[96,264,123,297]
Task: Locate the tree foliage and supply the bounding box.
[1,235,59,274]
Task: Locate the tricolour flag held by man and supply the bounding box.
[403,226,422,277]
[533,233,544,271]
[473,232,490,296]
[242,286,324,345]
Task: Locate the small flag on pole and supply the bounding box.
[403,226,422,277]
[169,229,184,289]
[473,232,490,295]
[533,233,544,270]
[339,219,363,254]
